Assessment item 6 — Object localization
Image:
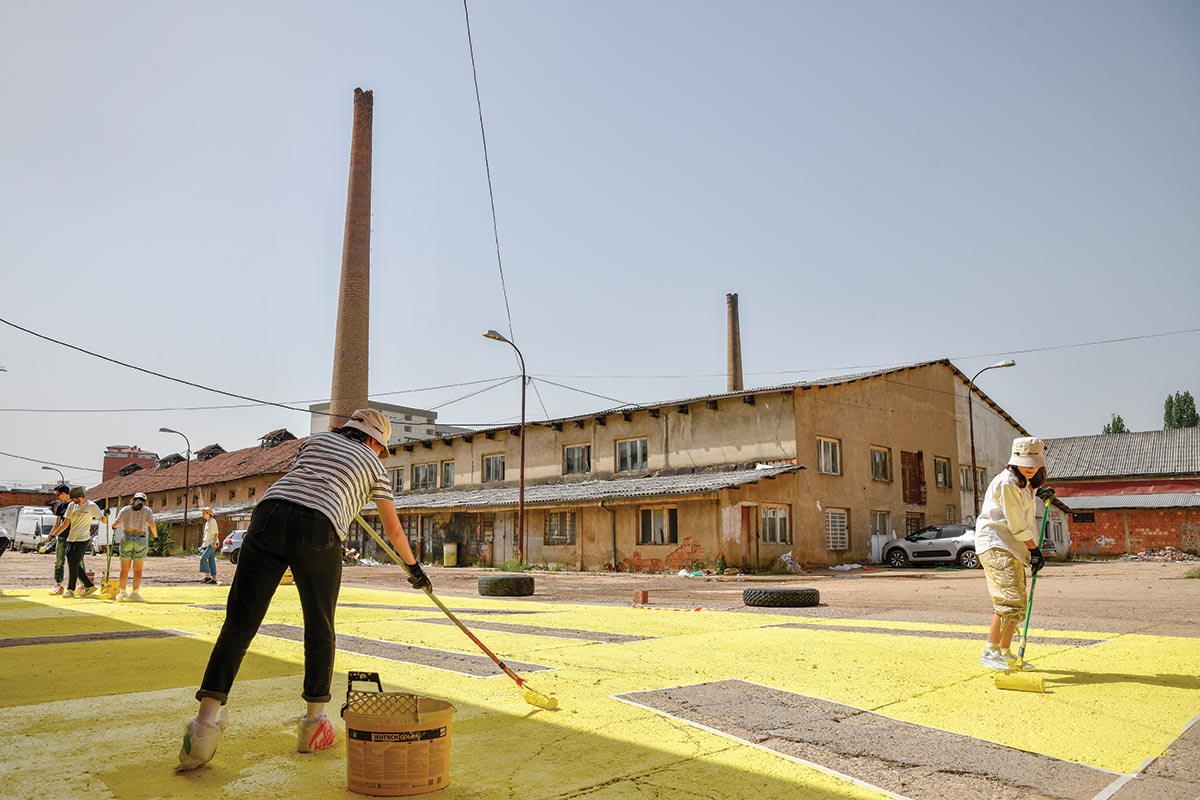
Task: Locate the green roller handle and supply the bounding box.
[1018,498,1052,660]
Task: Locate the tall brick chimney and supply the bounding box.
[726,292,743,392]
[329,88,374,427]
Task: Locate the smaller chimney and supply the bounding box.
[726,293,743,392]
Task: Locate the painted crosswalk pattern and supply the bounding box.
[1,587,1197,799]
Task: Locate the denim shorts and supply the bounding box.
[120,535,149,562]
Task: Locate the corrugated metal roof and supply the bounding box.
[1046,428,1200,480]
[1061,493,1200,510]
[392,465,802,510]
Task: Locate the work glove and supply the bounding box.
[1036,485,1057,503]
[405,562,432,592]
[1029,546,1045,576]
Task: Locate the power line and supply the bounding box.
[0,450,104,474]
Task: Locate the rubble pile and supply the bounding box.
[1118,546,1200,563]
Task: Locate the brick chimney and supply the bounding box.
[726,292,743,392]
[328,88,374,428]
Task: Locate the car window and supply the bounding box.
[913,528,940,540]
[937,528,963,539]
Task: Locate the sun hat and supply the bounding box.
[1008,437,1047,469]
[133,492,147,501]
[342,408,392,448]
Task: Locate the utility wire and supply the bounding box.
[0,450,104,474]
[462,0,515,345]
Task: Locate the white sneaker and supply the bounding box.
[49,585,64,596]
[128,591,145,602]
[297,714,337,753]
[980,647,1010,671]
[116,591,129,602]
[178,712,227,771]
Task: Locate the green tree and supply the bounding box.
[1164,390,1199,429]
[1102,414,1128,434]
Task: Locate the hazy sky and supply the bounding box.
[2,1,1198,488]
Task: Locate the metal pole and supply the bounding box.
[160,428,191,551]
[967,360,1015,516]
[41,465,65,484]
[483,331,527,564]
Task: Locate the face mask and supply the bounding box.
[133,500,144,510]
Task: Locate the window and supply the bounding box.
[905,512,925,535]
[413,463,437,490]
[1052,519,1064,547]
[871,511,890,538]
[870,447,892,481]
[404,425,412,433]
[483,454,505,483]
[959,466,973,492]
[825,509,849,550]
[564,444,592,475]
[639,507,678,545]
[248,487,256,499]
[176,495,182,505]
[1071,512,1095,523]
[817,437,841,475]
[901,451,926,505]
[934,457,951,488]
[975,467,986,491]
[441,461,454,489]
[209,491,216,502]
[545,511,577,546]
[945,504,957,523]
[229,490,236,500]
[391,469,404,494]
[760,505,790,544]
[617,438,648,472]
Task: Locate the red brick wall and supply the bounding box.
[0,490,53,508]
[1070,509,1200,556]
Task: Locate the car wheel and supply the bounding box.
[886,549,909,568]
[958,548,979,569]
[478,574,534,597]
[230,549,239,565]
[743,587,821,608]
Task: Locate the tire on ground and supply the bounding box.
[478,574,535,597]
[742,587,820,608]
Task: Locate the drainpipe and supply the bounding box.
[599,501,617,570]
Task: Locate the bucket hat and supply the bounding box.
[1008,436,1046,469]
[342,408,392,448]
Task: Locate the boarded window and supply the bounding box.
[825,509,849,550]
[640,507,678,545]
[545,511,577,546]
[901,450,926,505]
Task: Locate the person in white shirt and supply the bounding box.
[975,436,1048,671]
[199,507,221,584]
[62,487,107,598]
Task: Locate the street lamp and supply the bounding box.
[483,329,526,563]
[159,427,191,549]
[968,360,1016,516]
[41,465,65,485]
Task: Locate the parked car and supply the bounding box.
[220,530,247,564]
[883,524,979,569]
[0,526,9,557]
[0,506,60,552]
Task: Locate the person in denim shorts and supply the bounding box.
[178,409,432,771]
[113,491,158,602]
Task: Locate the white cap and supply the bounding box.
[342,408,392,448]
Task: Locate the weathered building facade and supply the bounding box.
[380,360,1028,571]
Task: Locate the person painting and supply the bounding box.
[178,408,431,770]
[199,507,220,584]
[112,491,158,601]
[62,487,107,598]
[975,436,1048,671]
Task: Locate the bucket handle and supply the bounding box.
[340,671,384,718]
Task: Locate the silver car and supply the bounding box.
[883,524,979,569]
[220,529,247,564]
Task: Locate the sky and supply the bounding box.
[1,1,1198,488]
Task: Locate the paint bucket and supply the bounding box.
[341,671,454,796]
[443,543,457,568]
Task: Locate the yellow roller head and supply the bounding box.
[525,690,559,710]
[995,672,1046,693]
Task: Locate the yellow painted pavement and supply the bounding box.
[0,586,1196,799]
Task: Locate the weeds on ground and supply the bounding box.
[498,557,532,572]
[1183,567,1200,580]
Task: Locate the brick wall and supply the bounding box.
[1069,508,1200,556]
[0,490,53,508]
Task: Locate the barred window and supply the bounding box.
[825,509,849,550]
[545,511,577,546]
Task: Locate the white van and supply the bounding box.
[0,505,60,552]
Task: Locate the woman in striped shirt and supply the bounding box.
[179,408,430,771]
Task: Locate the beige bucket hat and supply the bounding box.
[1008,436,1047,469]
[342,408,392,448]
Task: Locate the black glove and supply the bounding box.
[405,562,431,592]
[1029,547,1045,576]
[1036,485,1056,503]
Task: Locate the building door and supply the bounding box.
[741,505,756,567]
[901,451,927,505]
[492,513,515,566]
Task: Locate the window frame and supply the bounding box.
[616,437,649,473]
[482,453,506,483]
[390,469,404,494]
[817,436,842,476]
[412,462,438,491]
[870,510,890,538]
[545,510,578,546]
[934,457,952,489]
[824,508,849,550]
[870,446,892,482]
[563,443,592,476]
[639,505,678,545]
[760,504,791,544]
[441,460,455,489]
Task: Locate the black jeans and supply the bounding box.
[65,540,94,591]
[196,499,343,704]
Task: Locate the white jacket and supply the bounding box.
[975,469,1036,564]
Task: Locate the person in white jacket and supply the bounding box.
[975,436,1048,671]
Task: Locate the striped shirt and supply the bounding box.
[262,431,391,540]
[115,506,154,535]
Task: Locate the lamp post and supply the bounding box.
[483,330,526,563]
[968,360,1016,516]
[159,427,191,549]
[41,465,65,485]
